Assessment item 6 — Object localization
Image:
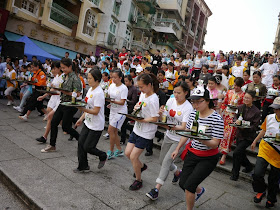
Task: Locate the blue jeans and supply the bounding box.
[19,88,32,109]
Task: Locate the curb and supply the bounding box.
[0,168,42,210]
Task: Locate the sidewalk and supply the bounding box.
[0,99,277,209]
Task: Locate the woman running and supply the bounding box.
[36,61,64,143]
[171,86,224,210]
[125,73,159,191]
[106,69,128,159]
[73,69,107,173]
[146,81,193,200]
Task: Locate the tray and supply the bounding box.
[226,104,238,109]
[176,131,212,140]
[263,137,280,146]
[118,113,144,120]
[229,123,251,129]
[149,122,176,127]
[37,89,60,95]
[61,101,87,107]
[52,87,71,92]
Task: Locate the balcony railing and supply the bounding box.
[154,18,181,32]
[50,3,78,29]
[133,16,152,30]
[155,41,176,51]
[131,40,149,50]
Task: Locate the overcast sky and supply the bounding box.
[203,0,280,54]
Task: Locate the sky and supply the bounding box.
[203,0,280,54]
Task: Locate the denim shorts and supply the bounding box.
[128,132,150,149]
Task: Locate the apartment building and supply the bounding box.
[1,0,212,58]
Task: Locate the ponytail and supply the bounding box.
[137,73,159,93]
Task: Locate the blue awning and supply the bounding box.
[4,31,77,59]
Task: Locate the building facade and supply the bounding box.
[273,13,280,56]
[1,0,212,58]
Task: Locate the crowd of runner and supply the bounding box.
[0,47,280,209]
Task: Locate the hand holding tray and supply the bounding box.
[118,113,144,120]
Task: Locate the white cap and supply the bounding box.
[136,66,143,73]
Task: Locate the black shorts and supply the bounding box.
[128,132,150,149]
[179,151,219,193]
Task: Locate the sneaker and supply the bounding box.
[7,101,14,106]
[103,133,109,139]
[265,200,275,208]
[195,187,205,202]
[133,163,147,178]
[172,170,182,184]
[254,192,266,203]
[114,149,124,157]
[146,188,159,201]
[41,145,56,153]
[129,180,143,191]
[73,166,90,173]
[36,136,47,143]
[19,114,28,121]
[107,150,114,160]
[13,106,23,112]
[145,151,153,156]
[43,114,48,121]
[98,157,107,169]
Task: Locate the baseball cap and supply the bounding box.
[269,97,280,109]
[188,86,210,100]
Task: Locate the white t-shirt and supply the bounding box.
[108,83,128,114]
[207,60,217,71]
[84,86,105,131]
[165,98,193,142]
[250,66,258,80]
[133,93,159,140]
[260,63,279,88]
[231,65,245,78]
[50,74,64,102]
[90,56,96,63]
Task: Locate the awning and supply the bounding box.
[152,26,179,41]
[4,31,77,59]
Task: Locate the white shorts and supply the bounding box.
[109,112,126,130]
[47,95,60,111]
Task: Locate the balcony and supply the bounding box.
[107,32,116,45]
[174,39,186,51]
[50,3,78,29]
[133,15,152,30]
[136,0,157,14]
[153,18,181,38]
[131,40,151,51]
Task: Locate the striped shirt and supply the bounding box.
[187,111,224,151]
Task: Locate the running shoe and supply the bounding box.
[133,163,147,178]
[195,187,205,202]
[254,192,266,203]
[19,114,28,121]
[114,149,124,157]
[129,180,142,191]
[98,157,107,169]
[107,150,114,160]
[172,170,182,184]
[41,145,56,153]
[36,136,47,143]
[7,101,14,106]
[13,106,23,112]
[265,200,274,208]
[103,133,109,139]
[146,188,159,201]
[73,166,90,173]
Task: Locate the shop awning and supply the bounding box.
[4,31,77,59]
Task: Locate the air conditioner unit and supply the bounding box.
[12,7,18,14]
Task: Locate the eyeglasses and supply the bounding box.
[190,100,205,105]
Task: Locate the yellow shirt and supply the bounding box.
[259,117,280,168]
[5,69,17,88]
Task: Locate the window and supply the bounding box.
[125,26,132,42]
[83,10,96,37]
[128,2,136,23]
[14,0,39,16]
[113,1,121,16]
[89,0,100,7]
[110,18,118,35]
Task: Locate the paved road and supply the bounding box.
[0,98,278,209]
[0,180,28,210]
